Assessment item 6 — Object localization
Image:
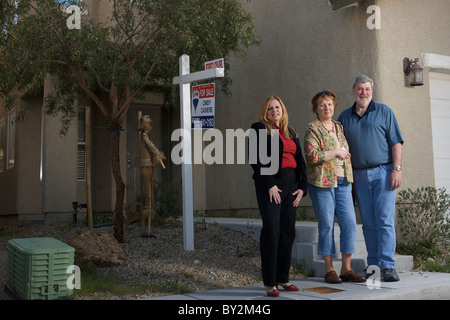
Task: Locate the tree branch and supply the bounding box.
[29,1,112,123]
[115,44,166,124]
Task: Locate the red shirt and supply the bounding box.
[274,124,297,169]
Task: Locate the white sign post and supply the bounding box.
[173,55,224,251]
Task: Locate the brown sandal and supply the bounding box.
[340,269,366,282]
[324,271,342,284]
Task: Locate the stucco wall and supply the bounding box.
[199,0,380,212]
[16,99,43,218]
[0,102,19,222]
[375,0,450,189]
[196,0,450,213]
[0,94,43,223]
[41,76,78,217]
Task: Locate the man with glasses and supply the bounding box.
[338,75,404,282]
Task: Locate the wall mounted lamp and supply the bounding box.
[403,57,424,86]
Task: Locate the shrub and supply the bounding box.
[397,187,450,258]
[154,181,182,221]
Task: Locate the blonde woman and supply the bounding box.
[250,96,307,297]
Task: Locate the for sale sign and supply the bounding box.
[205,58,224,70]
[192,83,215,129]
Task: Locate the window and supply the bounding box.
[7,109,15,170]
[0,118,5,172]
[77,107,86,180]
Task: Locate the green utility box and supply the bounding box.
[7,237,75,300]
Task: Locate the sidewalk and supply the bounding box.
[144,217,450,300]
[146,271,450,300]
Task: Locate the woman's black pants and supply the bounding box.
[255,168,297,287]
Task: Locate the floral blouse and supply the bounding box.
[304,119,353,188]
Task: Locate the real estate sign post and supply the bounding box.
[173,55,224,251]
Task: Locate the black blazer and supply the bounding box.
[250,122,307,194]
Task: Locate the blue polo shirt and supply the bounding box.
[337,100,404,169]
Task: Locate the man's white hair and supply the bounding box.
[353,75,374,88]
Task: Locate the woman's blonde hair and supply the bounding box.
[259,95,293,139]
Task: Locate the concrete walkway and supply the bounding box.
[145,217,450,300]
[146,271,450,300]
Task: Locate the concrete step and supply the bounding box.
[292,241,369,277]
[293,239,368,261]
[292,224,414,277]
[294,223,366,243]
[306,254,414,278]
[203,219,366,243]
[196,218,414,277]
[311,258,368,278]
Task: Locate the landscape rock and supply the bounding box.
[123,203,139,225]
[69,229,126,268]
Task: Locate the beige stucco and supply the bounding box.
[195,0,450,214]
[374,0,450,190]
[1,0,449,224]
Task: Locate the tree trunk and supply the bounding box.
[111,121,125,243]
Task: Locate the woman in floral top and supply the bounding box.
[304,90,365,284]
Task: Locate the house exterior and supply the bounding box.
[1,0,450,225]
[196,0,450,217]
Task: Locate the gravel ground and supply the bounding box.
[0,219,306,300]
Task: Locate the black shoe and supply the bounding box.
[363,266,378,279]
[381,268,400,282]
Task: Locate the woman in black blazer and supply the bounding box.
[250,96,308,297]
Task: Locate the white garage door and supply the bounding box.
[429,72,450,193]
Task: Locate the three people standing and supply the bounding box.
[251,75,403,296]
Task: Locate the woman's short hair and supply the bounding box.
[311,90,338,114]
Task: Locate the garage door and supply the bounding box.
[429,72,450,193]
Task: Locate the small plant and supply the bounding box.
[292,264,315,278]
[397,187,450,264]
[296,207,317,221]
[236,220,257,257]
[154,181,182,221]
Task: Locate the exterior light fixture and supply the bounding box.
[403,57,424,86]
